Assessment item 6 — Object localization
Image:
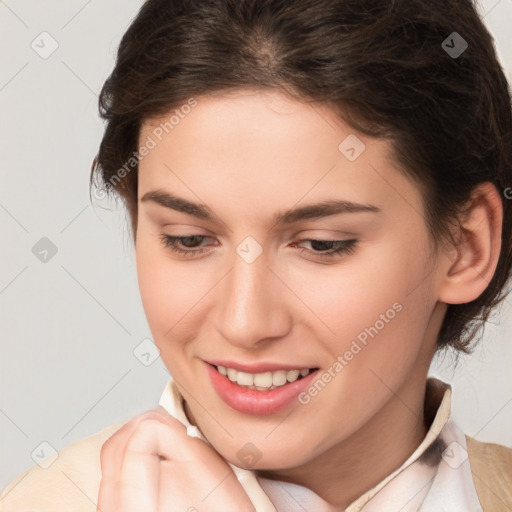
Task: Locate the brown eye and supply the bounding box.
[159,234,212,256]
[292,239,357,260]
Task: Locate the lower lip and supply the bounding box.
[206,363,319,415]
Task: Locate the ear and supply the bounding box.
[438,182,503,305]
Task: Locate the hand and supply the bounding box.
[96,406,255,512]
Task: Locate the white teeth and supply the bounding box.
[226,367,238,382]
[236,371,253,386]
[287,369,300,383]
[216,365,312,391]
[254,371,273,387]
[272,370,288,386]
[247,385,278,391]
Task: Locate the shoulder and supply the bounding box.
[466,435,512,512]
[0,420,127,512]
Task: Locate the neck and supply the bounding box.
[255,375,430,509]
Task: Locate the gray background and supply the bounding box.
[1,0,511,490]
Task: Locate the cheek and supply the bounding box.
[135,231,208,356]
[315,294,432,446]
[292,237,429,351]
[298,238,436,408]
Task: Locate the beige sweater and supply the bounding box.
[466,435,512,512]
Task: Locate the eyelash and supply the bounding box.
[159,234,357,260]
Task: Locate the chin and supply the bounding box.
[231,448,309,472]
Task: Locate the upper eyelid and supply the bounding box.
[161,235,357,257]
[163,233,355,240]
[163,234,357,247]
[150,210,369,238]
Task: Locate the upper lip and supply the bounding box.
[205,359,318,373]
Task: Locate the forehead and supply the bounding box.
[139,89,389,174]
[140,89,345,156]
[137,89,423,226]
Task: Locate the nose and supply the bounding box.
[214,246,292,350]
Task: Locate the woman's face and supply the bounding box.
[135,89,446,469]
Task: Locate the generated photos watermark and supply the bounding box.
[298,301,403,404]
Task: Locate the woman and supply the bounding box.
[1,0,511,510]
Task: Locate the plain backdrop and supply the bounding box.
[1,0,511,490]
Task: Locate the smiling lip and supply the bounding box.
[205,362,319,415]
[205,359,317,373]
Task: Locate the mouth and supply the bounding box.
[205,361,321,415]
[210,363,319,391]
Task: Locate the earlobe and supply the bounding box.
[438,182,503,305]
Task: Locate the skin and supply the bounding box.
[97,88,503,510]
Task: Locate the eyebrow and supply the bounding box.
[140,189,381,226]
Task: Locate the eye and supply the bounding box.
[159,234,213,257]
[159,234,357,261]
[292,239,357,260]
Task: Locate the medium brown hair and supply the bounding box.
[90,0,512,353]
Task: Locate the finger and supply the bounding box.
[118,418,178,510]
[97,410,172,511]
[97,422,138,511]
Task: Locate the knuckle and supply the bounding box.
[134,407,170,427]
[99,409,181,466]
[140,408,166,422]
[134,411,167,433]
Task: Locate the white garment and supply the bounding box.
[158,376,483,512]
